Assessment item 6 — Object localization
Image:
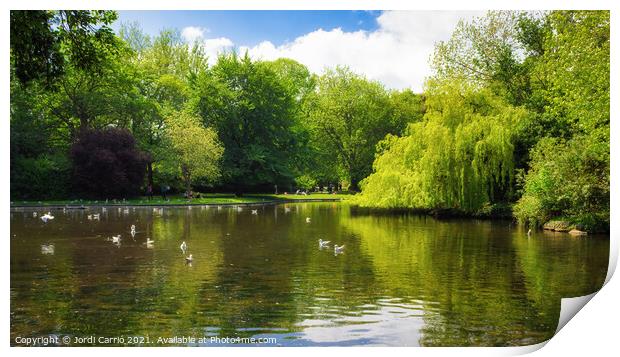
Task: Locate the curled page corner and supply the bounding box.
[555,292,597,335]
[534,231,616,352]
[510,292,600,355]
[604,228,618,285]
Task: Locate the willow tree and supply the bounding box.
[357,79,525,212]
[163,110,223,197]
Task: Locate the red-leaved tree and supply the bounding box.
[70,128,149,198]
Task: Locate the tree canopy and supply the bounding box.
[10,10,609,230]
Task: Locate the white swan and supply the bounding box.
[334,244,345,253]
[527,228,532,236]
[306,217,311,223]
[92,213,100,220]
[41,212,54,222]
[33,212,38,218]
[251,209,258,215]
[319,239,330,248]
[111,235,121,244]
[146,238,154,245]
[180,241,188,253]
[185,254,193,263]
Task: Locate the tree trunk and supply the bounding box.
[147,161,154,188]
[181,165,191,199]
[349,176,360,192]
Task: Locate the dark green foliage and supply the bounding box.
[304,67,416,191]
[11,154,70,200]
[10,10,118,86]
[10,11,63,86]
[192,53,299,193]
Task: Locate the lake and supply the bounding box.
[10,202,609,346]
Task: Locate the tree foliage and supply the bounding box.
[162,111,224,196]
[357,80,524,212]
[514,11,610,229]
[10,10,610,231]
[359,10,609,230]
[192,53,299,193]
[304,67,412,191]
[10,10,119,86]
[70,128,148,198]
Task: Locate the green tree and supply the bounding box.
[10,10,119,86]
[305,67,404,191]
[514,11,610,230]
[513,136,609,230]
[162,110,224,197]
[357,79,525,212]
[192,53,299,194]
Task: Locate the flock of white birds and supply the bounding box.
[34,205,346,260]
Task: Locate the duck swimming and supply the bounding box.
[319,239,330,248]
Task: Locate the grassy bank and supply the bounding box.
[10,193,351,207]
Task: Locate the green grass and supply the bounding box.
[10,193,352,207]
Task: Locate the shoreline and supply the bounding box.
[10,197,609,234]
[9,197,343,210]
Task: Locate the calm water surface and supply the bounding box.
[10,203,609,346]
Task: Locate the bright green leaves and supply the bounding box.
[163,110,224,194]
[304,67,415,191]
[358,80,523,212]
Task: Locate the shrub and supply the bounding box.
[11,154,70,200]
[295,174,318,191]
[70,128,148,198]
[514,135,609,229]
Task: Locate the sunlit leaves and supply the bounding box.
[358,80,524,212]
[163,110,224,194]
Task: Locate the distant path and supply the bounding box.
[10,197,344,209]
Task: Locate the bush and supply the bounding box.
[295,174,318,191]
[11,154,70,200]
[514,135,609,229]
[70,128,149,198]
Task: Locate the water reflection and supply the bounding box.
[10,203,608,346]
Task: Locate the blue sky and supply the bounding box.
[115,10,381,47]
[113,10,483,91]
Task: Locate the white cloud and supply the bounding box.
[181,26,208,44]
[184,11,485,91]
[202,37,235,63]
[181,26,234,65]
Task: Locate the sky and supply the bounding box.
[114,10,484,92]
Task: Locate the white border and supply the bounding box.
[2,1,618,356]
